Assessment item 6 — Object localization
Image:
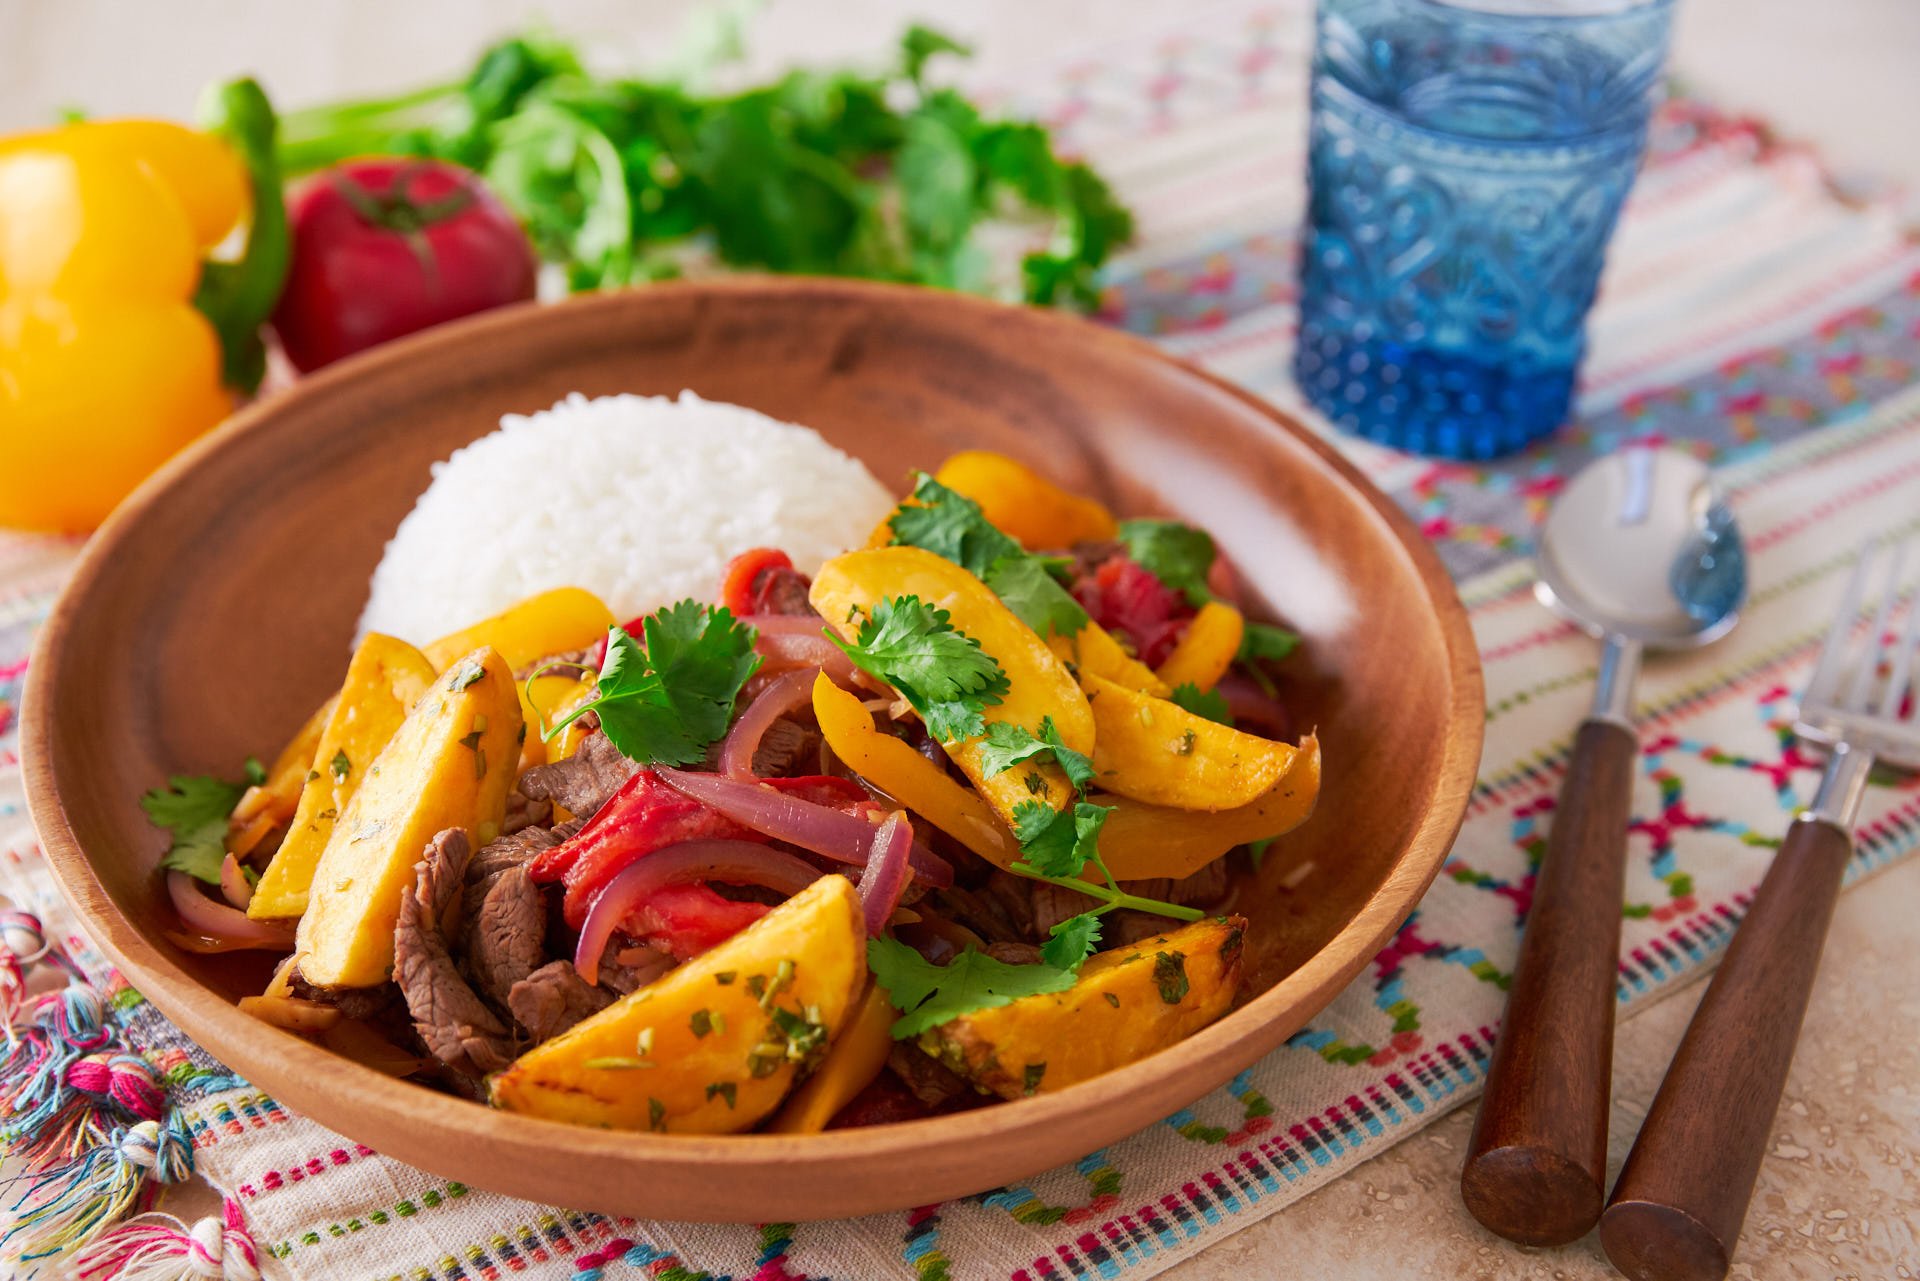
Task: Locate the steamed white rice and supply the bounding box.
[358,392,895,645]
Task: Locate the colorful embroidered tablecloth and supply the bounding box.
[5,1,1920,1277]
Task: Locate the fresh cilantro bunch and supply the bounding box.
[270,25,1132,304]
[545,600,762,765]
[142,759,265,884]
[827,595,1009,742]
[1116,517,1300,675]
[889,473,1087,638]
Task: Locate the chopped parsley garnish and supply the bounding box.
[976,717,1094,789]
[141,769,251,885]
[689,1009,715,1038]
[543,600,762,766]
[827,594,1009,743]
[1010,799,1111,881]
[1169,682,1232,726]
[888,473,1087,637]
[1116,517,1302,676]
[706,1082,737,1109]
[648,1098,668,1132]
[1022,1063,1048,1096]
[1102,992,1121,1008]
[1153,951,1190,1004]
[329,749,352,782]
[714,971,736,985]
[867,936,1077,1038]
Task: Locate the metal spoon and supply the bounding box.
[1461,445,1747,1246]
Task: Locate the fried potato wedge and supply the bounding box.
[1098,734,1320,880]
[489,875,865,1133]
[1084,672,1299,811]
[249,633,436,920]
[921,915,1247,1101]
[930,450,1118,549]
[293,648,522,987]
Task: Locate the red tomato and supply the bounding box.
[270,158,537,372]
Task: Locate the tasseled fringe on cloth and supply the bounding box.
[1,906,248,1276]
[69,1199,262,1281]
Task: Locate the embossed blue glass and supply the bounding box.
[1294,0,1675,457]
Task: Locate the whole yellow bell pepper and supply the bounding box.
[0,81,287,532]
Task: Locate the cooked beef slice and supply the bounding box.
[288,972,400,1022]
[984,941,1043,966]
[887,1042,977,1106]
[466,824,561,889]
[462,864,546,1010]
[928,884,1030,945]
[751,716,821,777]
[1118,859,1229,910]
[508,960,614,1041]
[516,730,637,818]
[751,565,816,616]
[394,829,515,1076]
[502,787,552,835]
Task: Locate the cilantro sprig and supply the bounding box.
[1116,517,1300,676]
[889,473,1088,638]
[976,717,1094,789]
[543,601,761,766]
[141,758,265,885]
[827,595,1009,742]
[867,937,1077,1038]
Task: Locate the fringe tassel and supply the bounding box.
[69,1198,261,1281]
[1,906,199,1274]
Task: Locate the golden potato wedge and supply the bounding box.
[930,451,1118,549]
[1050,623,1171,699]
[920,915,1247,1101]
[421,586,615,672]
[1084,672,1299,811]
[1099,734,1320,880]
[249,633,437,921]
[765,981,894,1134]
[293,648,523,988]
[489,875,865,1133]
[811,547,1092,825]
[226,695,336,857]
[1153,601,1244,693]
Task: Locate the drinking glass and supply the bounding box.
[1294,0,1676,458]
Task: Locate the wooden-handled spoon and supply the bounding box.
[1460,447,1746,1246]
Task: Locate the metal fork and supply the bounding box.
[1599,536,1920,1281]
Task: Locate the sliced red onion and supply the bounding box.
[754,632,862,688]
[656,766,953,888]
[166,870,294,951]
[219,853,253,911]
[739,614,832,635]
[857,812,914,937]
[573,840,824,983]
[1216,671,1292,742]
[719,667,818,779]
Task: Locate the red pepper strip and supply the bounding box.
[1071,552,1197,668]
[719,546,793,617]
[620,883,772,961]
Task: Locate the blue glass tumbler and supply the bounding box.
[1294,0,1676,458]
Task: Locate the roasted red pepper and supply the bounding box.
[621,884,772,961]
[1071,552,1197,668]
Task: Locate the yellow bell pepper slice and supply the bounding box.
[1084,672,1297,810]
[812,673,1022,869]
[1153,601,1245,693]
[811,547,1093,826]
[1050,623,1170,698]
[1097,734,1321,881]
[766,982,896,1134]
[421,586,615,672]
[931,451,1118,549]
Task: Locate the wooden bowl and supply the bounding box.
[24,278,1481,1221]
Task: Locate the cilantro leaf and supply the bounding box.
[1238,621,1301,664]
[900,23,973,84]
[976,716,1094,790]
[867,936,1075,1038]
[1169,682,1233,726]
[984,556,1088,639]
[1117,518,1216,607]
[141,773,248,885]
[550,601,762,765]
[828,595,1008,743]
[1039,912,1104,970]
[889,474,1087,637]
[1011,799,1111,880]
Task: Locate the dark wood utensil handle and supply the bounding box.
[1461,717,1636,1246]
[1599,815,1853,1281]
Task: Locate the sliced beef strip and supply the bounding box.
[466,823,561,889]
[928,884,1028,945]
[509,960,614,1042]
[462,864,547,1010]
[985,941,1043,966]
[887,1042,977,1107]
[288,973,400,1023]
[751,565,816,617]
[502,787,551,836]
[394,829,516,1076]
[1118,859,1230,911]
[695,714,823,776]
[516,730,638,819]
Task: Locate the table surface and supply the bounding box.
[5,3,1917,1278]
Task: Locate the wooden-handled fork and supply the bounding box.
[1601,535,1918,1281]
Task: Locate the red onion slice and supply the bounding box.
[1215,671,1292,742]
[754,632,862,688]
[166,870,295,951]
[719,667,819,778]
[738,614,831,635]
[219,853,254,910]
[857,812,914,937]
[656,766,953,887]
[573,840,824,983]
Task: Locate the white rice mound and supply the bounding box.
[358,391,896,646]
